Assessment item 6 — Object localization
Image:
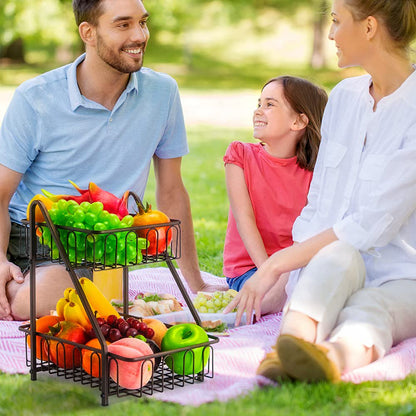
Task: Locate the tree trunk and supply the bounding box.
[1,37,25,63]
[310,0,328,69]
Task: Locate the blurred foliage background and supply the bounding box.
[0,0,366,91]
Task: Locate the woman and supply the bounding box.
[225,0,416,382]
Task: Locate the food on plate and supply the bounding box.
[132,201,172,255]
[200,319,228,333]
[168,319,228,334]
[112,292,183,317]
[107,337,154,389]
[44,320,88,369]
[193,289,237,313]
[161,323,210,375]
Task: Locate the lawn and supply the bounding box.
[0,58,415,415]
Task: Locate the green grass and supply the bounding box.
[1,125,416,415]
[1,362,416,415]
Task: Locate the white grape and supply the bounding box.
[193,289,237,313]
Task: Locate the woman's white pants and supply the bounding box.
[284,240,416,357]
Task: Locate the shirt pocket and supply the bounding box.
[318,141,347,215]
[359,154,387,181]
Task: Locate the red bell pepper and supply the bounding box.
[41,181,129,219]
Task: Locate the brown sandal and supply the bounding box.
[277,334,340,383]
[256,347,292,382]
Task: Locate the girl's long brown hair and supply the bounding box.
[263,76,328,171]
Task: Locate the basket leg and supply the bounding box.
[165,258,202,326]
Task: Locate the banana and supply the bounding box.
[56,297,69,320]
[63,301,91,329]
[68,289,92,321]
[64,287,74,301]
[79,277,120,319]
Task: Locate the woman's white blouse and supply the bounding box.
[292,71,416,286]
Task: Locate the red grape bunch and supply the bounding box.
[95,315,155,343]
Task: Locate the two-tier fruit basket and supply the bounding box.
[18,192,218,406]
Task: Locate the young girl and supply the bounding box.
[226,0,416,383]
[223,76,328,315]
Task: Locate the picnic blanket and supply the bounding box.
[1,267,416,406]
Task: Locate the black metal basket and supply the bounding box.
[18,193,218,406]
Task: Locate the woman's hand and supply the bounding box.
[223,265,279,326]
[224,228,339,326]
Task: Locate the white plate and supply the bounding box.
[152,309,246,328]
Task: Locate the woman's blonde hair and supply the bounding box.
[263,76,328,171]
[344,0,416,49]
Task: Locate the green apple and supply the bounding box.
[161,323,210,375]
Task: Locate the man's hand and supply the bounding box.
[0,260,25,320]
[190,281,229,294]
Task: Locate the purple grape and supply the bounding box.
[125,327,139,338]
[107,315,118,327]
[96,317,106,326]
[118,321,130,335]
[100,323,111,337]
[108,327,122,342]
[143,327,154,339]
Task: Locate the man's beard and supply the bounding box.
[96,33,145,74]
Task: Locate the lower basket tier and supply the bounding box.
[20,324,217,401]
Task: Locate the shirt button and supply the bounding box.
[109,118,113,122]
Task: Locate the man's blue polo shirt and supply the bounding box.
[0,54,188,222]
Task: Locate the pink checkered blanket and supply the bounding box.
[1,267,416,406]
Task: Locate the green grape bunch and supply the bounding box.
[193,289,238,314]
[37,199,147,267]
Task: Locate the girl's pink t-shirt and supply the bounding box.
[223,141,313,278]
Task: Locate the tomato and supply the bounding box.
[81,338,110,378]
[132,203,172,255]
[27,315,62,360]
[44,320,87,369]
[26,194,54,223]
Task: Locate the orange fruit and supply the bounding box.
[143,318,168,348]
[82,338,110,378]
[27,315,62,360]
[26,194,54,223]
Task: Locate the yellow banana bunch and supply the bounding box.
[63,301,91,329]
[79,277,120,319]
[58,286,91,328]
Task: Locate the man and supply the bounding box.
[0,0,225,320]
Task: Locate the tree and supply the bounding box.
[219,0,330,68]
[0,0,77,62]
